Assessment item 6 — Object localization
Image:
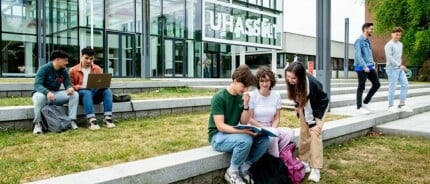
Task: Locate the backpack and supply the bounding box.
[40,104,72,133]
[250,153,293,184]
[279,142,305,184]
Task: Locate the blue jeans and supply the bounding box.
[78,88,113,119]
[32,91,79,123]
[211,132,270,168]
[386,69,409,106]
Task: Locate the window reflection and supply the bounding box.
[163,0,185,38]
[1,33,37,77]
[80,0,104,28]
[106,0,135,32]
[1,0,36,34]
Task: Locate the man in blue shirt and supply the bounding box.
[32,50,79,134]
[354,22,381,114]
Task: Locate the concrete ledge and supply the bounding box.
[29,103,430,184]
[29,146,230,184]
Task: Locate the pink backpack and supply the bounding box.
[279,142,305,184]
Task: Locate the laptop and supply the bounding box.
[85,73,112,89]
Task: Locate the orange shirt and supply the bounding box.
[69,63,103,91]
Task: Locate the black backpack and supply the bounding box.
[40,104,72,133]
[250,154,293,184]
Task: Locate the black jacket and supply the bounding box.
[307,73,330,120]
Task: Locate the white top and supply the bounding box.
[249,90,282,125]
[81,67,91,88]
[384,40,403,70]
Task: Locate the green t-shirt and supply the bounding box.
[208,89,244,142]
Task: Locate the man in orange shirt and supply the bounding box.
[69,47,116,130]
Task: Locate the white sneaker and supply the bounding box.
[71,121,79,130]
[224,170,246,184]
[388,106,398,113]
[88,119,100,130]
[301,161,311,173]
[357,108,370,114]
[33,122,42,134]
[103,117,116,128]
[362,103,372,111]
[308,168,321,182]
[398,105,413,112]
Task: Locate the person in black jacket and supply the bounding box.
[285,62,329,183]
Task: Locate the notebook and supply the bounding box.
[85,73,112,89]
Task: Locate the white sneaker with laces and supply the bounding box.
[103,117,116,128]
[308,168,321,182]
[388,106,398,113]
[357,108,370,114]
[398,105,413,112]
[88,119,100,130]
[224,170,246,184]
[301,161,311,173]
[33,122,42,134]
[71,121,79,130]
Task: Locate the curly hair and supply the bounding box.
[232,64,257,87]
[255,66,276,90]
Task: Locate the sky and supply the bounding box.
[283,0,365,43]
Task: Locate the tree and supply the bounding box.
[368,0,430,66]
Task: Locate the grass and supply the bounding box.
[0,87,217,107]
[0,78,153,83]
[1,109,429,184]
[312,134,430,184]
[0,110,345,183]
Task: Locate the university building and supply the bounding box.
[1,0,285,78]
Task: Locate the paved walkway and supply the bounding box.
[331,94,430,139]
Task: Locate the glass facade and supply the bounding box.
[0,0,283,78]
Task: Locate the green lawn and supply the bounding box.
[0,110,347,183]
[0,87,217,106]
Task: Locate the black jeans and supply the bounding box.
[356,70,381,109]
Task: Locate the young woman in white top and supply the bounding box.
[249,66,294,157]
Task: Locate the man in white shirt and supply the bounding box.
[69,47,116,130]
[384,27,412,112]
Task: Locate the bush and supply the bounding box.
[418,59,430,81]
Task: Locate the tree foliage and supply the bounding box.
[368,0,430,66]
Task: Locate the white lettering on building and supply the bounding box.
[208,10,276,39]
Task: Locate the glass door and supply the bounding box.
[106,32,136,77]
[164,39,185,77]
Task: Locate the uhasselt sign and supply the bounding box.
[202,0,282,49]
[207,11,276,39]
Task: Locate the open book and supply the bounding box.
[234,124,278,137]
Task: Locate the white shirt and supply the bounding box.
[81,67,91,88]
[249,90,282,125]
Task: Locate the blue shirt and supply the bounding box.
[33,62,73,95]
[354,35,375,71]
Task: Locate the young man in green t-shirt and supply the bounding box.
[208,64,270,184]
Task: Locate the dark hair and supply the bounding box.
[361,22,374,32]
[232,64,257,87]
[255,66,276,90]
[51,50,69,60]
[392,26,404,33]
[284,62,307,108]
[81,47,95,56]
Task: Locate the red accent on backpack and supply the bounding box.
[279,142,305,184]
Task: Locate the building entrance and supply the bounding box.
[106,32,136,77]
[164,39,186,77]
